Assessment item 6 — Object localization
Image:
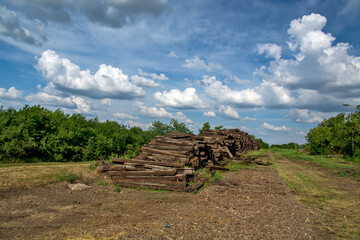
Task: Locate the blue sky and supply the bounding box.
[0,0,360,144]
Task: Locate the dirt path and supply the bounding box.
[0,166,329,240]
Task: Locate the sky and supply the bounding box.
[0,0,360,145]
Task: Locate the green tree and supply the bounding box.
[199,122,210,135]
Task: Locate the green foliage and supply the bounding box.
[271,142,300,149]
[149,118,192,136]
[114,183,122,192]
[199,122,210,135]
[306,106,360,160]
[52,170,81,183]
[214,125,224,130]
[0,105,193,163]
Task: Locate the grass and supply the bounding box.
[271,148,360,239]
[114,183,122,192]
[270,148,360,182]
[0,162,94,189]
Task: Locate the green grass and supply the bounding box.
[114,183,122,192]
[271,149,360,239]
[225,162,256,172]
[270,148,360,182]
[98,180,108,186]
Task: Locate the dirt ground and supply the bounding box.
[0,164,332,240]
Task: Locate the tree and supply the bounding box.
[199,122,210,135]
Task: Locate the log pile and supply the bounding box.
[99,129,260,191]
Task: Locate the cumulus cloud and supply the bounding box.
[4,0,169,28]
[183,56,223,72]
[257,13,360,112]
[131,75,163,88]
[0,87,23,100]
[36,50,145,100]
[25,92,92,114]
[203,111,216,118]
[100,98,111,106]
[219,105,240,120]
[257,43,281,60]
[138,69,168,81]
[113,112,139,121]
[154,88,206,109]
[174,112,193,124]
[126,120,152,129]
[0,6,40,45]
[255,81,293,109]
[288,109,327,123]
[133,101,173,118]
[168,51,178,59]
[201,75,262,108]
[262,122,290,132]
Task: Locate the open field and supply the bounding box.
[0,150,359,239]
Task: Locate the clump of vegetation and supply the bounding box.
[114,183,122,192]
[0,105,192,163]
[52,170,81,183]
[306,105,360,161]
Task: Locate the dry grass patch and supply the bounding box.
[0,162,96,190]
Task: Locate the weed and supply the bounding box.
[225,162,255,172]
[114,183,122,192]
[98,180,108,186]
[52,170,81,183]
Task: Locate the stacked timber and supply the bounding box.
[99,129,259,191]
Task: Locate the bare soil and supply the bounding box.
[0,166,330,240]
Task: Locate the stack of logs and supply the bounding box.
[99,129,260,191]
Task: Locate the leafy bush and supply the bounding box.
[0,105,192,162]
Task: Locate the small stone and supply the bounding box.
[68,183,92,191]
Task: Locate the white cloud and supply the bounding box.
[138,69,168,81]
[131,75,163,88]
[256,81,293,108]
[36,50,145,99]
[296,131,306,136]
[0,6,39,45]
[174,112,193,123]
[219,105,240,120]
[203,111,216,118]
[183,56,222,72]
[262,122,290,132]
[100,98,111,106]
[257,43,281,60]
[126,120,152,129]
[113,112,139,121]
[154,88,206,109]
[0,87,23,100]
[168,51,178,59]
[25,92,92,114]
[288,109,327,123]
[133,101,173,118]
[257,13,360,112]
[201,75,262,108]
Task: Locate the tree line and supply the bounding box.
[0,105,192,162]
[306,105,359,160]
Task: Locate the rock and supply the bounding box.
[68,183,92,191]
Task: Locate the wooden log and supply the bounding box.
[112,174,186,182]
[113,178,187,187]
[176,168,195,175]
[224,146,234,159]
[114,181,188,191]
[141,146,188,158]
[153,137,194,146]
[112,158,182,168]
[106,169,177,176]
[144,143,194,152]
